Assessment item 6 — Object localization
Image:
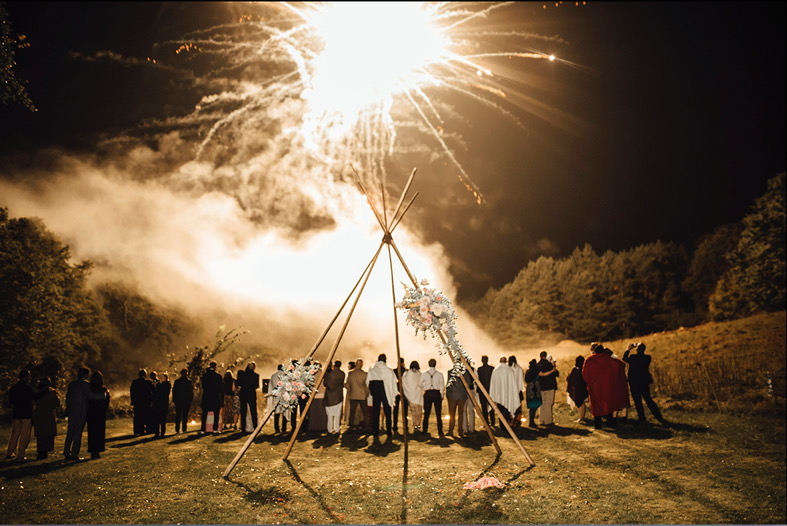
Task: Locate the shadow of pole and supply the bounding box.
[283,459,343,524]
[400,436,409,524]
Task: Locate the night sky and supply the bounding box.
[1,1,785,301]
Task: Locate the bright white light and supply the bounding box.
[302,2,448,128]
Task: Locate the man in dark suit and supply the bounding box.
[238,361,260,432]
[623,343,666,424]
[200,362,223,434]
[129,369,154,436]
[64,367,92,459]
[172,368,193,433]
[476,355,495,426]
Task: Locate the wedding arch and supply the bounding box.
[224,169,534,478]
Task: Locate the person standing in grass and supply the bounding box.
[5,368,35,460]
[419,358,445,437]
[32,377,60,459]
[345,359,368,431]
[129,370,153,436]
[582,343,629,429]
[324,360,346,435]
[172,369,193,434]
[508,356,525,426]
[567,355,589,423]
[86,371,110,459]
[476,355,495,426]
[200,362,224,434]
[220,369,237,432]
[623,342,667,424]
[402,361,423,433]
[238,362,260,432]
[152,372,171,436]
[445,367,469,437]
[63,366,92,460]
[524,359,542,427]
[489,356,517,427]
[537,352,559,426]
[366,354,398,439]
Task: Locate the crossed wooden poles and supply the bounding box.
[223,168,534,478]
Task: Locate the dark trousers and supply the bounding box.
[393,395,408,431]
[422,390,443,434]
[528,406,538,426]
[132,405,149,435]
[496,403,512,427]
[174,403,189,432]
[630,382,664,421]
[240,392,258,431]
[479,389,495,426]
[368,380,392,436]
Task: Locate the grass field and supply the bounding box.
[2,312,785,524]
[1,403,784,525]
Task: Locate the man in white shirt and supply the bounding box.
[365,354,397,438]
[490,356,518,427]
[419,358,445,437]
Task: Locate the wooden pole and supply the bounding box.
[282,242,385,460]
[391,242,535,466]
[303,249,380,360]
[223,408,274,478]
[390,168,417,227]
[457,366,502,455]
[459,353,534,466]
[389,192,419,235]
[387,243,408,443]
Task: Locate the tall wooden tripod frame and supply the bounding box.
[223,168,534,479]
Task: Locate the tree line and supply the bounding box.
[0,206,201,395]
[466,173,786,345]
[1,174,784,398]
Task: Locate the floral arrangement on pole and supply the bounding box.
[269,359,322,414]
[396,279,472,383]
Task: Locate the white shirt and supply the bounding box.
[419,367,445,398]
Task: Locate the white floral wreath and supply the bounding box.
[396,279,472,383]
[269,359,321,413]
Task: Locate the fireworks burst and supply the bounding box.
[150,1,563,211]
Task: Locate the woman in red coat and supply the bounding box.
[582,343,629,429]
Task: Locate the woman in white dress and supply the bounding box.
[402,361,424,433]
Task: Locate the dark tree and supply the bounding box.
[0,207,104,392]
[710,173,786,320]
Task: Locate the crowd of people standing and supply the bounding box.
[3,341,667,461]
[5,366,109,462]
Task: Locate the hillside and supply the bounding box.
[504,311,786,413]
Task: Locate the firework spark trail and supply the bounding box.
[144,1,564,213]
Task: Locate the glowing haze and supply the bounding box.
[0,2,563,373]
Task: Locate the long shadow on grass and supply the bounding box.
[109,434,165,448]
[338,431,371,451]
[164,432,209,445]
[364,435,402,457]
[0,457,93,480]
[283,459,345,524]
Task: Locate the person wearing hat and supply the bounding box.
[623,343,667,424]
